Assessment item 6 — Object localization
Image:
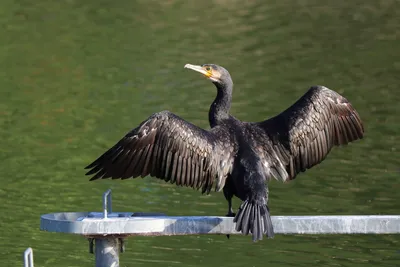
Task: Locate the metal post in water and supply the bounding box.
[91,189,121,267]
[23,247,34,267]
[94,238,120,267]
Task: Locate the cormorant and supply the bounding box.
[85,64,364,242]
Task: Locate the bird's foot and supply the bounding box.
[226,211,236,217]
[226,211,236,239]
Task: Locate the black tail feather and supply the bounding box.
[233,199,274,241]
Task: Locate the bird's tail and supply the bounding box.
[233,199,274,242]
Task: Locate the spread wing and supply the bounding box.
[252,85,364,182]
[85,111,235,194]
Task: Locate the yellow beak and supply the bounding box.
[184,64,212,78]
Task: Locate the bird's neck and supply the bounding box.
[209,82,232,127]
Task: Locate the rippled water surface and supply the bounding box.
[1,0,399,266]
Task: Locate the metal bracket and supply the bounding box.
[119,238,125,253]
[88,238,94,254]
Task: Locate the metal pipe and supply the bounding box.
[103,189,112,219]
[23,247,34,267]
[95,238,120,267]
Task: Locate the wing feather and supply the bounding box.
[253,85,364,181]
[85,110,234,194]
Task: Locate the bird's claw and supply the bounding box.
[226,212,235,239]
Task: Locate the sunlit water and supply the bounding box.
[1,1,399,266]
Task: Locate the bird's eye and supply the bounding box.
[205,66,211,71]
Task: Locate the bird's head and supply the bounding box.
[184,64,232,86]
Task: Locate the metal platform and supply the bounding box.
[40,212,400,236]
[39,189,400,267]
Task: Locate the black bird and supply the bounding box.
[85,64,364,242]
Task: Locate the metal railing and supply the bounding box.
[35,189,400,267]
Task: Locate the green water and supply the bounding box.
[1,0,399,266]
